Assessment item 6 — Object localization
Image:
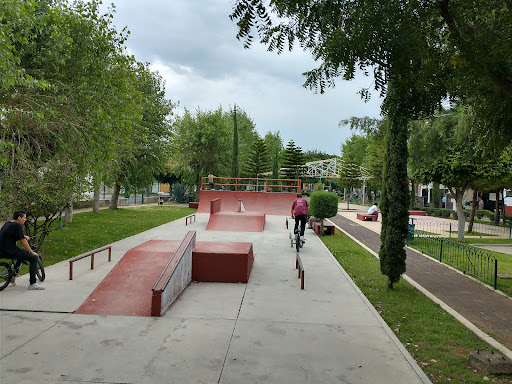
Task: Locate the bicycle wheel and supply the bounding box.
[0,262,12,291]
[295,232,300,252]
[36,257,45,281]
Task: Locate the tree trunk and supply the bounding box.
[64,202,73,223]
[109,182,121,210]
[93,184,101,214]
[494,188,501,225]
[468,189,478,233]
[454,188,466,242]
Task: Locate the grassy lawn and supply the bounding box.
[37,206,196,266]
[322,231,512,384]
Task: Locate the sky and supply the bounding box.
[101,1,383,156]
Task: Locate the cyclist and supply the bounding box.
[0,210,45,290]
[291,193,309,242]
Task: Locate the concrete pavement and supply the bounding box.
[1,213,430,384]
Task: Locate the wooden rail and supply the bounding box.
[68,245,112,280]
[295,253,305,290]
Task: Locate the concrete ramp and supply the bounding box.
[206,211,265,232]
[198,190,296,216]
[76,240,180,317]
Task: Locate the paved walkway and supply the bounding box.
[0,213,430,384]
[330,206,512,356]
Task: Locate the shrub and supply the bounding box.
[440,208,452,218]
[309,191,338,221]
[171,183,190,203]
[425,206,434,215]
[432,209,441,217]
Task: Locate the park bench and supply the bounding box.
[313,221,335,235]
[68,245,112,280]
[357,213,377,221]
[188,202,199,209]
[408,210,426,216]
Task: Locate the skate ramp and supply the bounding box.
[76,240,180,317]
[197,190,296,216]
[206,211,265,232]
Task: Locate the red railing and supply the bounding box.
[201,177,301,193]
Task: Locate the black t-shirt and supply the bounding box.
[0,221,25,256]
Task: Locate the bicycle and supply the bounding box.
[289,217,306,252]
[0,246,45,291]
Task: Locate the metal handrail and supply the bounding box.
[201,176,301,193]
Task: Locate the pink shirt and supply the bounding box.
[292,198,309,216]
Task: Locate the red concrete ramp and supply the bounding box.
[76,240,179,317]
[206,211,265,232]
[198,190,296,216]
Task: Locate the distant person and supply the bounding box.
[207,173,215,190]
[367,203,379,220]
[442,195,446,208]
[478,196,484,210]
[0,210,44,290]
[291,193,309,241]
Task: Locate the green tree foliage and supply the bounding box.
[309,191,338,235]
[171,107,230,188]
[339,135,368,190]
[243,137,270,178]
[281,140,304,179]
[0,1,141,225]
[264,131,283,179]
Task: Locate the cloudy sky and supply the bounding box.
[102,1,383,155]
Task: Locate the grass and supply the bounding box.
[36,206,196,266]
[322,231,512,384]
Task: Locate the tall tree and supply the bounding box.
[231,105,239,178]
[243,137,270,178]
[264,131,283,179]
[281,140,304,180]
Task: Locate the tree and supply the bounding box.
[171,107,231,188]
[243,137,269,178]
[264,131,283,179]
[231,105,239,178]
[281,140,304,180]
[0,0,137,228]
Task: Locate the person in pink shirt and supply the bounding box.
[291,193,309,241]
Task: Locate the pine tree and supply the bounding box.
[244,138,270,178]
[231,105,239,178]
[281,140,304,179]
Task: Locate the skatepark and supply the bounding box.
[0,190,431,384]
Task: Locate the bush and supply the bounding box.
[432,209,441,217]
[425,206,434,215]
[309,191,338,220]
[171,183,190,203]
[439,208,452,218]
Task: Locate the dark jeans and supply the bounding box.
[7,248,38,284]
[294,214,307,237]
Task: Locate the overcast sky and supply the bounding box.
[102,0,383,155]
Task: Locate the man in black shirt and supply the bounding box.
[0,210,45,290]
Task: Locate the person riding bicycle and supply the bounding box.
[0,210,45,290]
[291,193,309,242]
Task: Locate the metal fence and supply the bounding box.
[410,219,512,239]
[408,230,498,289]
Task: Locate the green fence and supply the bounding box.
[408,226,498,289]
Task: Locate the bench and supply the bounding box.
[188,202,199,209]
[357,213,377,221]
[313,221,335,235]
[408,210,427,216]
[185,214,196,225]
[69,245,112,280]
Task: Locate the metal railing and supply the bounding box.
[410,219,512,239]
[201,176,301,193]
[408,228,498,289]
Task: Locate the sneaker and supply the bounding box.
[10,276,16,286]
[300,236,305,242]
[27,282,45,290]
